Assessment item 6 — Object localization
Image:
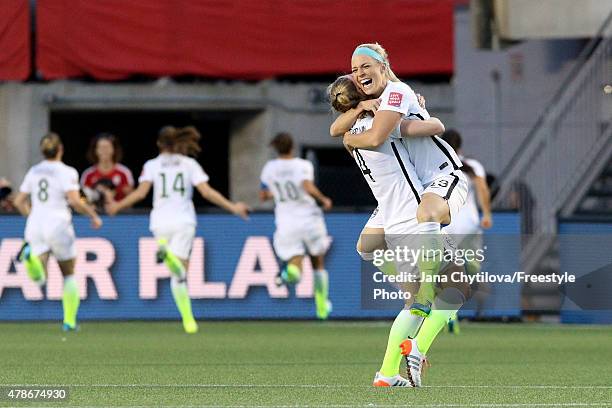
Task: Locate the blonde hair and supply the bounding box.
[40,132,62,159]
[354,43,400,82]
[327,75,364,113]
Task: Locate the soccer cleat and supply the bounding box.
[275,264,301,286]
[400,339,426,387]
[448,316,460,334]
[409,302,431,318]
[16,241,31,262]
[62,323,79,332]
[183,318,199,334]
[372,371,413,387]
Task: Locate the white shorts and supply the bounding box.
[364,207,384,229]
[151,224,196,260]
[25,217,76,261]
[273,217,331,261]
[423,171,468,224]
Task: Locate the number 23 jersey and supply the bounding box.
[260,158,323,229]
[139,153,209,230]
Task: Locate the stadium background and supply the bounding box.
[0,0,611,325]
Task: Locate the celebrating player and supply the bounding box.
[106,126,250,334]
[13,133,103,331]
[260,132,333,320]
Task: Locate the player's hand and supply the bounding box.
[321,196,333,211]
[417,94,427,109]
[358,99,380,113]
[481,213,493,229]
[91,215,103,229]
[233,202,251,220]
[105,201,119,216]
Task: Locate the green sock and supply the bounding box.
[62,276,80,328]
[171,277,195,324]
[24,253,46,286]
[158,240,185,278]
[284,264,301,284]
[314,269,329,319]
[415,223,443,306]
[415,288,465,354]
[378,260,397,276]
[379,309,424,377]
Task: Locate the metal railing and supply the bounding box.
[493,11,612,273]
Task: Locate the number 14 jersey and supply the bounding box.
[139,153,209,230]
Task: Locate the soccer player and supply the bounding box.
[13,133,103,331]
[442,129,493,331]
[259,132,333,320]
[106,126,249,333]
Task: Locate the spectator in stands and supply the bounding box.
[0,177,15,212]
[81,133,134,211]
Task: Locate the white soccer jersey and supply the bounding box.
[378,81,463,186]
[19,160,79,223]
[447,156,486,234]
[260,158,323,229]
[349,114,423,230]
[139,153,209,231]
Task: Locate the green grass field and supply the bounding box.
[0,321,611,407]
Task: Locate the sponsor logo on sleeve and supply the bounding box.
[388,92,403,107]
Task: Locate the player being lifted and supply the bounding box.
[106,126,249,333]
[259,132,333,320]
[14,133,103,331]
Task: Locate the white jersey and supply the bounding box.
[260,158,323,229]
[139,153,209,230]
[379,81,463,185]
[447,156,486,234]
[349,114,423,230]
[19,160,79,223]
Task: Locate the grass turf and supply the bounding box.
[0,321,611,407]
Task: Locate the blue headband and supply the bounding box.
[352,47,385,63]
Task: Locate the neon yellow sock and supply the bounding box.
[314,269,329,319]
[24,253,46,285]
[284,264,301,284]
[171,277,195,324]
[415,224,443,306]
[378,260,396,276]
[415,288,465,354]
[62,276,80,327]
[160,243,186,278]
[379,309,424,377]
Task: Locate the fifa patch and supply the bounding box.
[388,92,403,107]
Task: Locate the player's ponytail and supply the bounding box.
[328,75,364,113]
[40,132,62,159]
[173,126,202,158]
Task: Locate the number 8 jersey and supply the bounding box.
[260,158,323,229]
[139,153,209,230]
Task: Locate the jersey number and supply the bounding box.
[160,173,185,197]
[273,181,300,202]
[430,179,449,188]
[37,178,49,202]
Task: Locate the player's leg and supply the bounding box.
[413,172,468,316]
[305,218,332,319]
[156,226,198,334]
[57,258,80,331]
[19,223,49,286]
[273,226,305,285]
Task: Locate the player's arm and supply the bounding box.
[12,192,31,216]
[302,180,332,210]
[400,117,445,138]
[66,190,102,229]
[195,182,250,220]
[106,181,152,215]
[343,110,402,148]
[330,99,380,137]
[259,183,273,202]
[473,176,493,229]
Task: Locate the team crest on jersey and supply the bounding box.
[388,92,403,107]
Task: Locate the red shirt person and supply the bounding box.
[81,133,134,206]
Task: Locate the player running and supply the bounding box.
[106,126,249,333]
[13,133,103,331]
[442,129,493,331]
[259,132,333,320]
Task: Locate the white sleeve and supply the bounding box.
[62,168,80,192]
[466,159,486,178]
[138,161,154,183]
[260,163,271,189]
[378,82,412,116]
[301,161,315,182]
[190,159,209,186]
[19,170,32,193]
